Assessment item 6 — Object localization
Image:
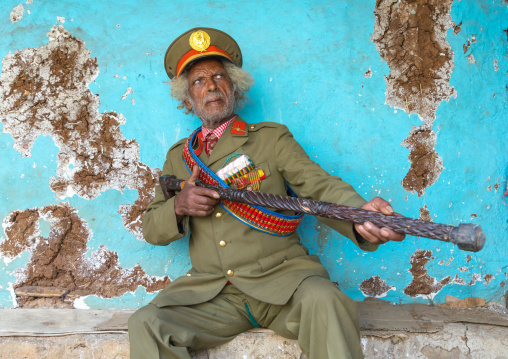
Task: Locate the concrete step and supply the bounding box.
[1,301,507,358]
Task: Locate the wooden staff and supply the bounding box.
[159,175,485,252]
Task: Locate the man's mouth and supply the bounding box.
[206,97,222,105]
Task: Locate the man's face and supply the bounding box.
[184,58,237,129]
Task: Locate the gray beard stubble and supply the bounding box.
[189,88,236,129]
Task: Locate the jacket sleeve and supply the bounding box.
[274,124,379,252]
[142,149,190,246]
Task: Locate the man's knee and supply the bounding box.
[129,304,158,333]
[296,277,356,310]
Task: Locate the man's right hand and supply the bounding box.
[174,165,220,222]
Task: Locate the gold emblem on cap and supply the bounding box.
[189,30,211,52]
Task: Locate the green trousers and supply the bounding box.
[128,276,364,359]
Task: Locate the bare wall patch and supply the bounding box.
[359,275,394,297]
[0,25,157,240]
[372,0,456,196]
[0,203,169,308]
[404,249,451,297]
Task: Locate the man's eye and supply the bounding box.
[215,74,222,79]
[193,79,201,84]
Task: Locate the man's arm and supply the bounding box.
[142,152,220,246]
[142,151,190,246]
[274,124,403,251]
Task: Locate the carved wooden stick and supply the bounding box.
[160,175,485,252]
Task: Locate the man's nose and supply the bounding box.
[206,77,217,91]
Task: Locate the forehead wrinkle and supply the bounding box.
[190,67,224,79]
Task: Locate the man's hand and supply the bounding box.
[174,166,220,222]
[354,197,405,245]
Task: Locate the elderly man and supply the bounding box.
[128,28,404,359]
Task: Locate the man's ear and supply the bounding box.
[184,99,193,110]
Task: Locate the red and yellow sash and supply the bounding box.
[183,128,303,236]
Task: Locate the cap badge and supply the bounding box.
[189,30,211,52]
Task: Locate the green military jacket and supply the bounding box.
[143,117,378,307]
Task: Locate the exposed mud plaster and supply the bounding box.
[404,249,451,297]
[401,124,442,196]
[10,4,24,23]
[453,274,466,285]
[372,0,455,196]
[484,274,494,285]
[0,203,170,308]
[372,0,456,120]
[359,276,394,297]
[453,21,462,35]
[419,205,432,221]
[0,25,158,240]
[468,273,481,286]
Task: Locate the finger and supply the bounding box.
[356,223,388,245]
[380,203,395,216]
[192,187,220,200]
[189,204,216,215]
[187,165,201,185]
[372,197,394,215]
[356,225,382,245]
[362,197,395,216]
[379,227,405,242]
[192,193,220,205]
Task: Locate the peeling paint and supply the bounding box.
[121,86,133,101]
[0,25,158,241]
[404,249,451,298]
[468,53,476,64]
[401,125,443,196]
[359,275,394,298]
[453,274,466,286]
[372,0,456,196]
[484,274,494,285]
[0,202,169,308]
[419,205,432,222]
[10,4,24,23]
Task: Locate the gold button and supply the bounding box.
[219,240,226,247]
[227,269,234,277]
[250,125,255,129]
[216,212,223,218]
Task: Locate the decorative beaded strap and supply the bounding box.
[183,128,303,236]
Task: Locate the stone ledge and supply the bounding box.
[2,323,508,358]
[1,302,508,358]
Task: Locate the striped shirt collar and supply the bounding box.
[201,116,236,139]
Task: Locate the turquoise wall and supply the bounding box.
[0,0,506,309]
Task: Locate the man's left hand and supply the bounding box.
[354,197,405,245]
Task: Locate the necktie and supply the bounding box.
[204,133,218,156]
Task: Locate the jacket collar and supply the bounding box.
[204,115,249,168]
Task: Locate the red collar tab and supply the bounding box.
[231,120,246,135]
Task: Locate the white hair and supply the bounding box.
[169,59,254,114]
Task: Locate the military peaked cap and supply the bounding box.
[164,27,243,79]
